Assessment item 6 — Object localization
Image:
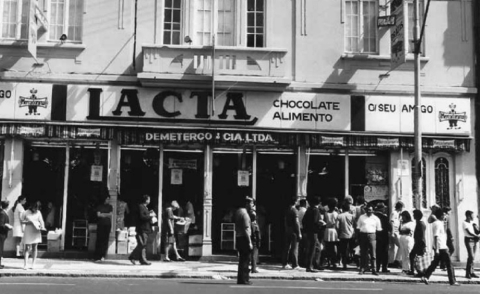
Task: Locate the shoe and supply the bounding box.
[306,268,319,273]
[140,262,152,266]
[251,269,259,273]
[128,258,136,265]
[381,269,391,273]
[372,271,379,276]
[421,277,429,285]
[176,257,185,262]
[282,264,292,270]
[237,281,252,285]
[163,259,171,262]
[471,273,479,278]
[343,265,347,270]
[450,282,460,286]
[406,271,415,276]
[465,275,472,279]
[292,266,301,270]
[94,260,102,263]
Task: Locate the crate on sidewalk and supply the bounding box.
[117,240,128,254]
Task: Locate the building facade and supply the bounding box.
[0,0,477,262]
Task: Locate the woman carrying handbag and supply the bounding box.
[22,201,46,270]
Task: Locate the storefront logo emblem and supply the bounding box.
[19,88,48,116]
[438,103,467,130]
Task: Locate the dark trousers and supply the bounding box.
[305,232,319,270]
[282,231,299,268]
[339,238,353,267]
[425,249,456,284]
[359,232,376,272]
[94,224,111,260]
[129,232,149,263]
[409,243,426,273]
[236,236,252,284]
[376,236,389,271]
[0,234,6,263]
[324,241,337,265]
[465,238,478,277]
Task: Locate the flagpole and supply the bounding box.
[211,34,216,117]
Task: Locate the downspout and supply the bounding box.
[133,0,138,70]
[474,0,480,216]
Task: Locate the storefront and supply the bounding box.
[0,82,473,260]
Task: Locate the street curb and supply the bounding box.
[0,272,479,285]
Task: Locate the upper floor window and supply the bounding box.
[344,0,377,54]
[162,0,265,47]
[0,0,83,42]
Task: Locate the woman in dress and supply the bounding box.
[23,201,45,270]
[324,198,339,269]
[399,210,416,274]
[12,195,27,257]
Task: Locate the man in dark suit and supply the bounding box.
[0,200,12,269]
[128,195,154,265]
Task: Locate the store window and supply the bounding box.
[162,0,265,47]
[0,0,83,42]
[344,0,377,54]
[434,157,450,208]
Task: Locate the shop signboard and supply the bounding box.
[364,96,471,135]
[145,131,279,145]
[0,83,52,120]
[237,170,250,187]
[90,165,103,182]
[171,169,183,185]
[70,85,351,132]
[168,159,197,170]
[390,0,406,70]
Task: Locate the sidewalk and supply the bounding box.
[0,257,479,285]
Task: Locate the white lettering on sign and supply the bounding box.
[145,132,276,144]
[433,140,455,149]
[321,136,344,146]
[377,138,399,148]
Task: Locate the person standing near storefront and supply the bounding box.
[23,201,46,270]
[94,195,113,262]
[297,199,307,267]
[337,201,355,270]
[357,205,382,276]
[129,195,154,265]
[374,202,390,273]
[389,201,404,268]
[12,196,27,257]
[323,198,339,269]
[421,208,459,286]
[398,211,415,274]
[247,198,260,273]
[0,200,12,269]
[162,200,185,262]
[281,196,301,270]
[302,196,325,272]
[463,210,480,279]
[234,197,252,285]
[409,209,426,276]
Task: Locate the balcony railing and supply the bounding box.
[141,45,288,80]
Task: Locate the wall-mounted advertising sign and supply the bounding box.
[0,83,52,120]
[69,85,351,132]
[390,0,407,70]
[364,96,471,135]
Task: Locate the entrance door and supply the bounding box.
[22,145,66,249]
[212,151,252,254]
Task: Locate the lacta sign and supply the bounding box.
[86,87,257,125]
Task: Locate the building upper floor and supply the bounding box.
[0,0,475,93]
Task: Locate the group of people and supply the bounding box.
[0,195,50,270]
[263,195,479,287]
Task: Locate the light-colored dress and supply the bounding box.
[23,210,45,245]
[12,203,25,237]
[324,211,339,242]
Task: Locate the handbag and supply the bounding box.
[414,251,434,274]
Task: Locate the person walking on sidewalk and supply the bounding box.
[357,205,382,276]
[421,208,459,286]
[129,195,154,266]
[0,200,12,269]
[235,196,253,285]
[463,210,480,279]
[281,196,301,270]
[409,209,426,276]
[94,195,113,262]
[12,195,27,257]
[162,200,185,262]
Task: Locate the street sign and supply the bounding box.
[390,0,407,70]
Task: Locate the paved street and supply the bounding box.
[0,277,479,294]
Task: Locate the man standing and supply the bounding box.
[421,209,459,286]
[389,201,404,267]
[374,202,391,273]
[337,201,355,270]
[297,199,307,267]
[129,194,154,265]
[357,205,382,275]
[282,196,301,270]
[235,197,253,285]
[302,196,325,272]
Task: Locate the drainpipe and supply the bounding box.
[132,0,138,70]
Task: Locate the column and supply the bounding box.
[202,144,213,256]
[1,138,23,204]
[296,145,308,199]
[107,140,120,255]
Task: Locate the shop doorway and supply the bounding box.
[212,151,252,254]
[307,154,345,204]
[256,153,296,257]
[22,145,66,249]
[66,146,108,250]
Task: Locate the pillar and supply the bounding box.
[202,144,213,256]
